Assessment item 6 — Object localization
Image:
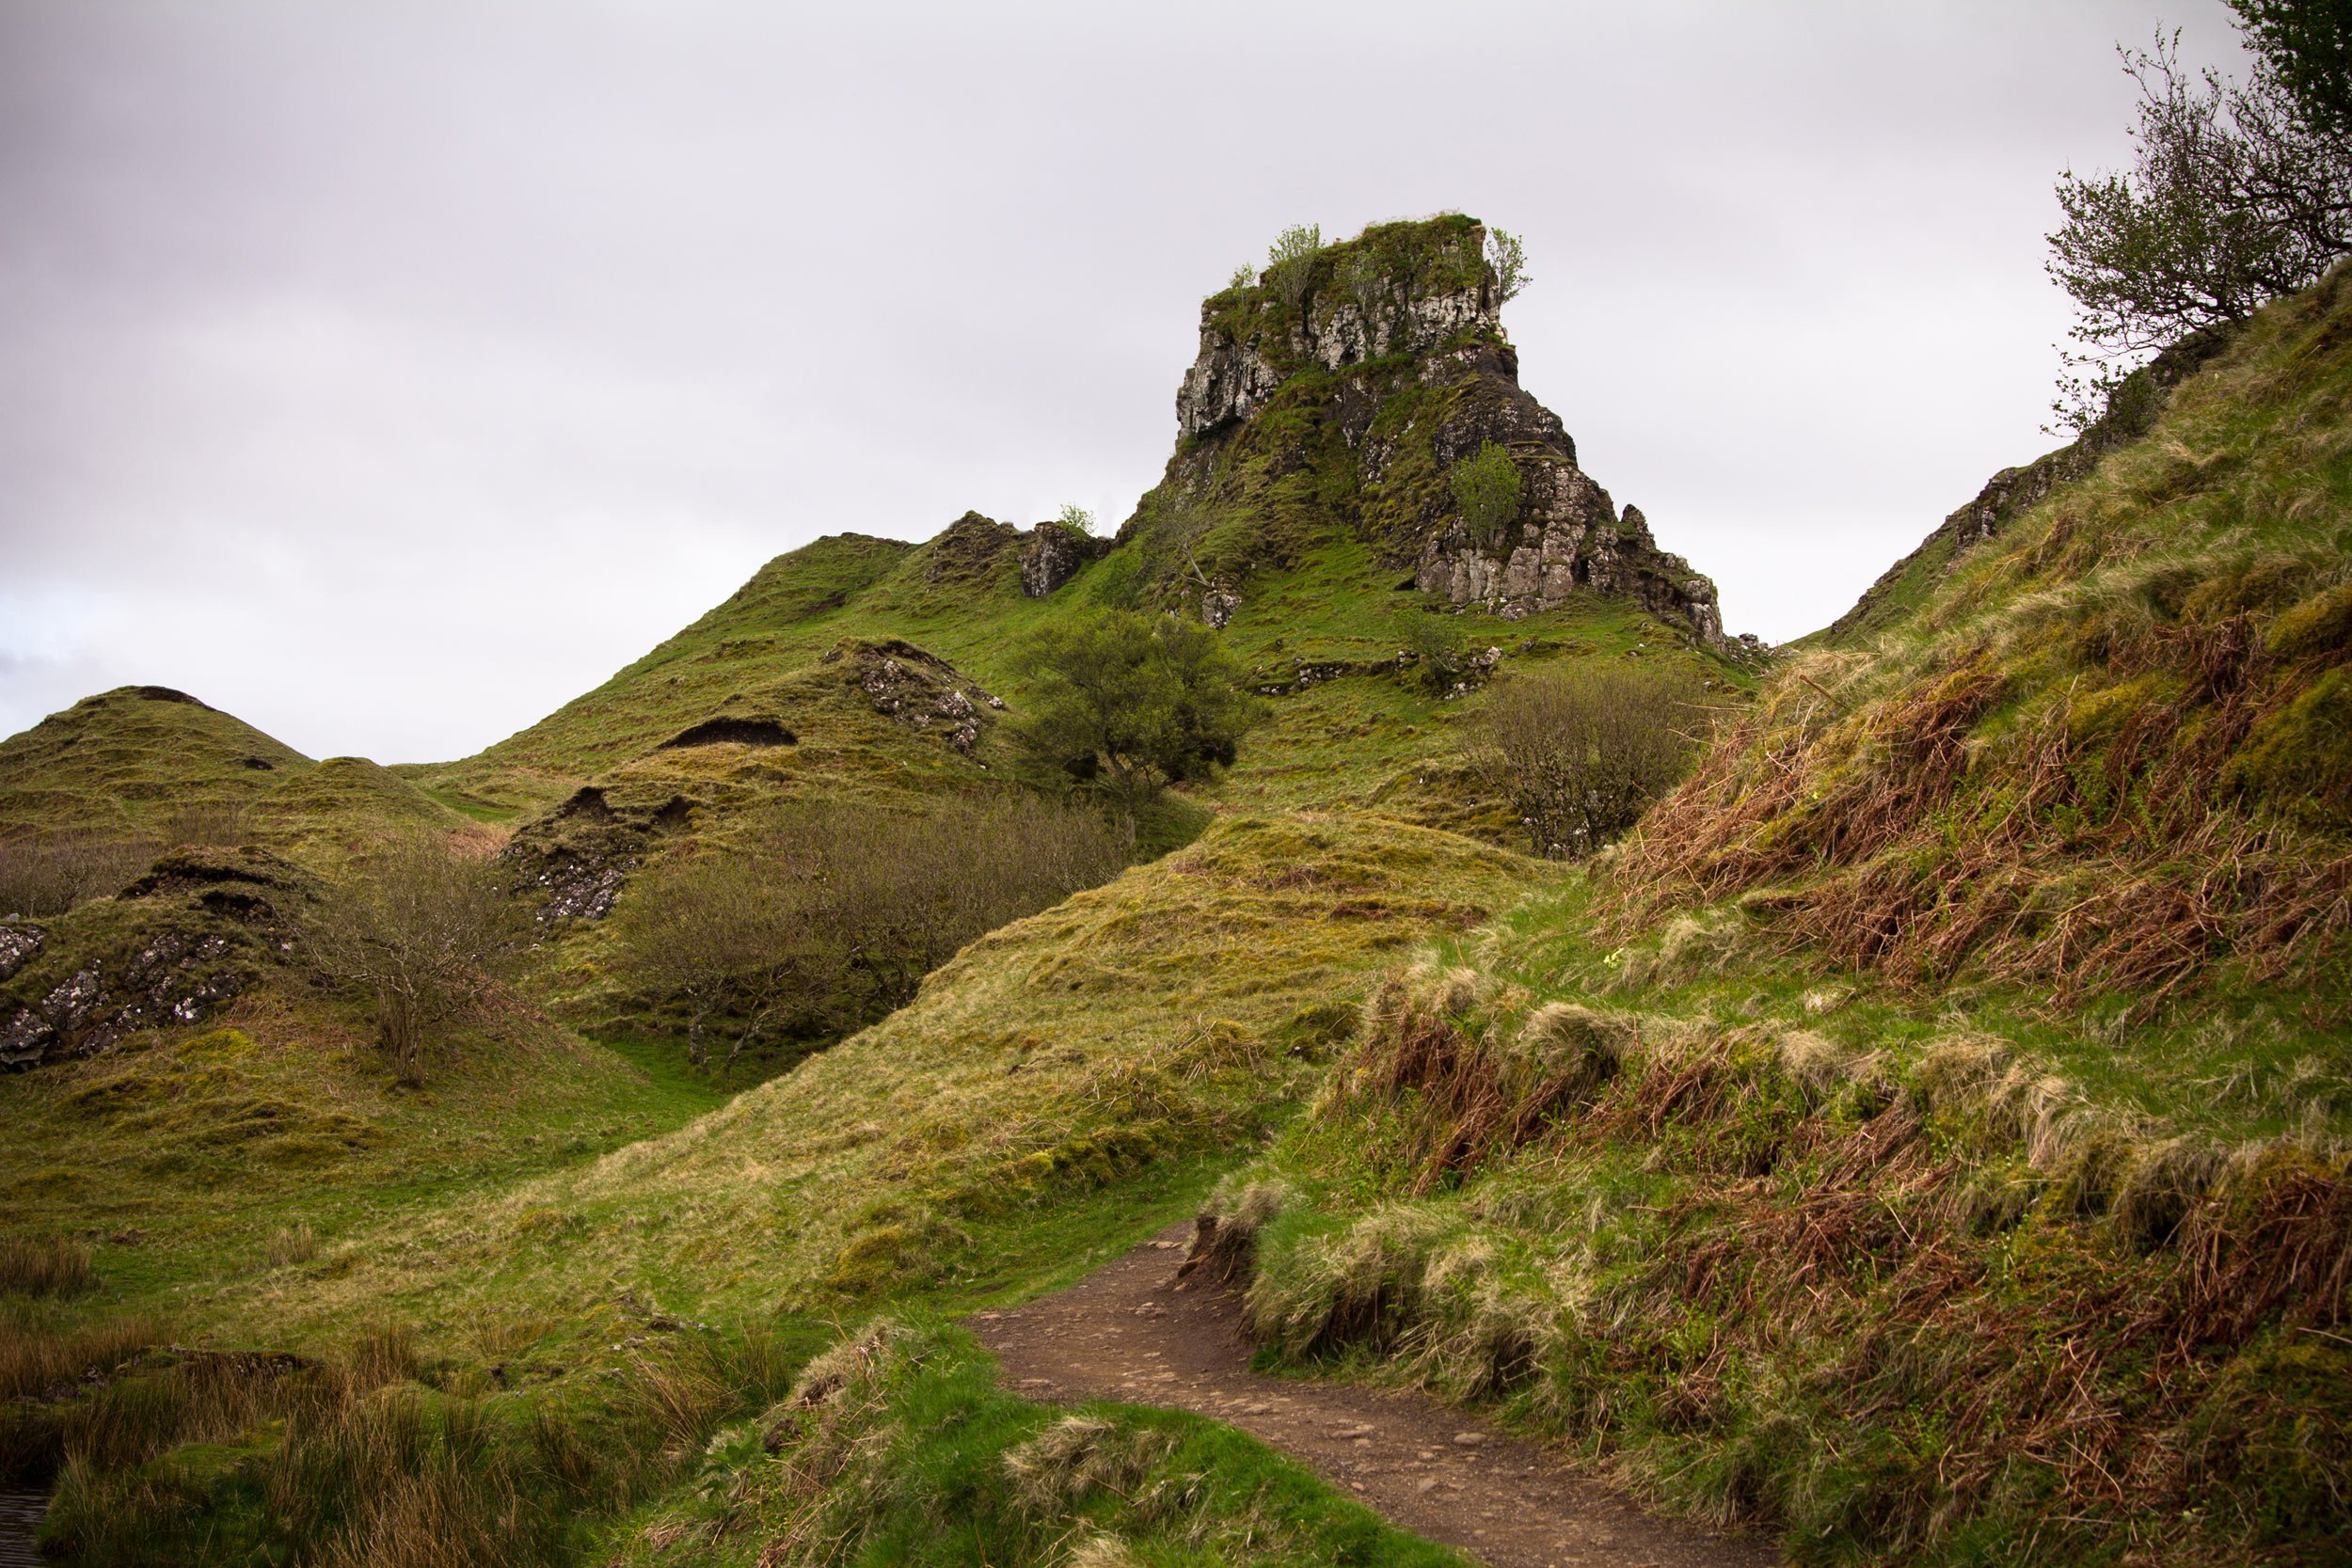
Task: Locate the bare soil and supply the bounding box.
[973,1223,1780,1568]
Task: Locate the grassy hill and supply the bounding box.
[22,215,2341,1568]
[1196,269,2352,1567]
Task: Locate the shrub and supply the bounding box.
[299,834,526,1084]
[1448,440,1522,546]
[1485,226,1531,303]
[1014,610,1266,804]
[1399,612,1468,694]
[1266,222,1322,309]
[1055,502,1096,536]
[615,796,1133,1069]
[1470,663,1710,857]
[0,832,157,917]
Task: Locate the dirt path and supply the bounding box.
[973,1224,1778,1568]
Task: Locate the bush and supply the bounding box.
[615,797,1133,1070]
[1448,440,1522,546]
[1485,226,1531,303]
[1014,611,1265,804]
[1399,613,1468,695]
[0,833,156,918]
[299,835,525,1084]
[1470,663,1710,858]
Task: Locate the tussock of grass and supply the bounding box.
[13,1308,813,1567]
[0,1233,95,1298]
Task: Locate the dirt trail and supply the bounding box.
[974,1224,1778,1568]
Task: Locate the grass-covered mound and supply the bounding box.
[205,812,1532,1351]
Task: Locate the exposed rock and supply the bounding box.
[1134,216,1734,654]
[0,923,42,983]
[1020,524,1112,597]
[1178,240,1501,440]
[521,847,635,923]
[829,639,1005,755]
[0,852,296,1069]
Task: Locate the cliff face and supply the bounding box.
[1129,215,1732,651]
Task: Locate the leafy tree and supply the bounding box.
[1267,223,1323,309]
[2047,24,2352,428]
[1485,227,1532,303]
[1015,611,1265,802]
[1056,502,1096,536]
[1227,262,1256,291]
[2230,0,2352,132]
[300,834,525,1084]
[1449,440,1523,546]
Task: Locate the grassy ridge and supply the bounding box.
[1181,273,2352,1565]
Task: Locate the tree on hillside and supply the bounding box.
[2048,16,2352,428]
[2230,0,2352,132]
[1485,227,1532,303]
[1015,610,1265,803]
[1056,503,1096,536]
[301,834,524,1084]
[1449,440,1523,546]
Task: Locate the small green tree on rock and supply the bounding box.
[1486,227,1532,302]
[1015,611,1266,802]
[1450,440,1524,546]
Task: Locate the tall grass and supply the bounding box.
[14,1313,813,1567]
[0,1234,96,1297]
[1228,960,2352,1566]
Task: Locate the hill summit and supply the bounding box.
[1124,214,1735,651]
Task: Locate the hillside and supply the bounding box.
[1198,269,2352,1567]
[16,216,2344,1568]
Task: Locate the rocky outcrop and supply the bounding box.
[1020,525,1111,597]
[830,639,1005,754]
[1179,239,1502,440]
[1135,215,1734,653]
[0,923,41,983]
[0,848,306,1069]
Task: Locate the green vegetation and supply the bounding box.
[1014,610,1266,801]
[12,205,2344,1567]
[1447,440,1522,546]
[1469,663,1711,858]
[608,1319,1463,1568]
[2047,2,2348,427]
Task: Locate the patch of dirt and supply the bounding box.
[975,1224,1778,1568]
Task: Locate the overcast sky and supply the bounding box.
[0,0,2249,763]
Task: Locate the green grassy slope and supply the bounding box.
[1197,272,2352,1568]
[0,215,1762,1567]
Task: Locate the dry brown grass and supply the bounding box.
[0,1232,96,1297]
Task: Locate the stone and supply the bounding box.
[0,924,45,983]
[1019,522,1111,597]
